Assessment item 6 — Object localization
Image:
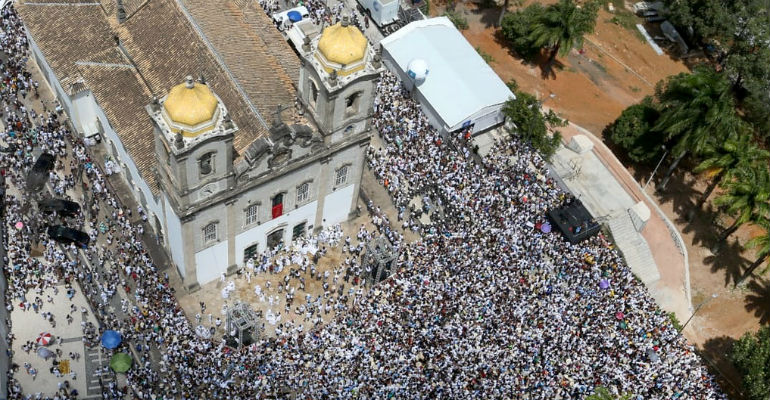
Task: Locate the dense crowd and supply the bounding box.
[1,3,727,399]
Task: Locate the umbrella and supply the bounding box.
[101,330,122,349]
[615,311,625,320]
[599,279,610,289]
[287,10,302,22]
[37,347,55,360]
[540,223,551,233]
[15,221,23,229]
[109,353,133,373]
[36,332,53,346]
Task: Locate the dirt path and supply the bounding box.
[447,1,688,134]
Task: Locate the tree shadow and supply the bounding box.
[492,30,539,67]
[703,239,751,287]
[467,2,501,29]
[698,335,745,399]
[677,203,722,248]
[744,278,770,325]
[647,166,700,217]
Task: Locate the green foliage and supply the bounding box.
[586,386,633,400]
[476,47,495,63]
[604,97,663,163]
[502,91,566,160]
[745,215,770,272]
[730,326,770,400]
[500,3,545,60]
[714,164,770,231]
[443,9,468,30]
[653,66,743,158]
[418,0,430,17]
[527,0,599,61]
[667,312,683,332]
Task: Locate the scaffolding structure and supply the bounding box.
[225,302,263,348]
[363,236,398,285]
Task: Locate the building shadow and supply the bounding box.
[744,278,770,325]
[698,335,745,399]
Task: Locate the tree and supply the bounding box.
[652,67,742,190]
[586,387,632,400]
[730,326,770,400]
[503,91,566,161]
[692,132,769,211]
[736,214,770,285]
[604,96,663,164]
[663,0,735,45]
[500,3,546,61]
[527,0,599,77]
[712,165,770,246]
[496,0,523,28]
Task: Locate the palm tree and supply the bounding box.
[736,214,770,286]
[712,165,770,249]
[691,132,769,214]
[653,67,743,191]
[497,0,523,27]
[527,0,598,77]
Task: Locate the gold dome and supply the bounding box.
[317,22,367,66]
[163,76,219,128]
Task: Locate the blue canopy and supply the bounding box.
[287,10,302,22]
[101,330,122,349]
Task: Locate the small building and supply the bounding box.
[380,17,514,135]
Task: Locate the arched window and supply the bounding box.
[309,80,319,109]
[345,91,362,116]
[199,152,215,176]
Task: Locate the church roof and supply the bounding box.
[17,0,301,195]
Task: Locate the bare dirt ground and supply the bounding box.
[431,1,768,396]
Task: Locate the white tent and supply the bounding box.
[380,17,514,134]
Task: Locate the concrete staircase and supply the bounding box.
[607,209,660,284]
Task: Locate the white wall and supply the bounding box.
[322,183,355,227]
[93,98,162,219]
[234,200,318,267]
[163,194,185,278]
[195,240,229,285]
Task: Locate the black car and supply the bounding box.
[39,198,81,218]
[47,225,90,248]
[26,152,55,192]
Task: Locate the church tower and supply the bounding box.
[147,75,238,211]
[298,16,383,145]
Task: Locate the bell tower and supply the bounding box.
[298,15,383,145]
[147,75,238,211]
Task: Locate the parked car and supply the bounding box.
[39,198,81,218]
[26,152,55,192]
[47,225,90,248]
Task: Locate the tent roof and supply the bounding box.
[380,17,514,129]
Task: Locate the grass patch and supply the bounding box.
[667,311,684,331]
[443,9,468,30]
[476,47,495,64]
[629,86,641,93]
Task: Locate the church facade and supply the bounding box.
[19,0,382,290]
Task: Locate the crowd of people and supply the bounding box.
[1,2,727,399]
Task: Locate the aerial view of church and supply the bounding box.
[0,0,767,398]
